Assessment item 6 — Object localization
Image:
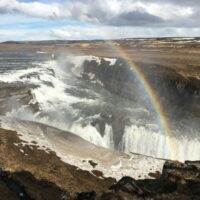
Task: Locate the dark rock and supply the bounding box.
[148,171,161,179]
[88,160,98,168]
[100,161,200,200]
[110,176,144,196]
[77,191,96,200]
[91,170,104,178]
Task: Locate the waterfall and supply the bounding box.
[70,123,114,150]
[122,125,200,161]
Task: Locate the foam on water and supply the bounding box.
[0,67,41,83]
[1,54,199,162]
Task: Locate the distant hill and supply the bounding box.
[1,37,200,45]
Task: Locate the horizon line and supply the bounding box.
[1,36,200,43]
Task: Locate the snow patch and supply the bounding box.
[0,117,165,181]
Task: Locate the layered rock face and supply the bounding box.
[81,58,200,147]
[82,58,200,120]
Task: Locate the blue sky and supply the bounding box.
[0,0,199,41]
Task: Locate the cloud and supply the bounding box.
[107,11,164,26]
[1,25,200,42]
[0,0,199,27]
[0,0,200,41]
[50,26,109,40]
[143,0,200,7]
[0,0,71,19]
[49,26,200,40]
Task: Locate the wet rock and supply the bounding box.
[0,83,39,115]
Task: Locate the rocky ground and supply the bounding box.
[0,126,199,200]
[0,128,115,200]
[97,161,200,200]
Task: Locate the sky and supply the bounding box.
[0,0,200,41]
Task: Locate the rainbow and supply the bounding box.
[105,40,176,160]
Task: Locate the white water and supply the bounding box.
[1,55,200,162]
[70,123,114,150]
[122,125,200,161]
